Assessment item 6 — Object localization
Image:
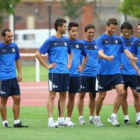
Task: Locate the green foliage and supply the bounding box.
[119,0,140,18]
[61,0,86,20]
[0,0,21,28]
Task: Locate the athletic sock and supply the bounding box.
[124,115,129,120]
[14,119,20,124]
[111,113,116,118]
[136,112,140,122]
[2,120,8,125]
[66,117,70,122]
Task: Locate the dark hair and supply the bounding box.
[1,28,11,36]
[54,18,66,31]
[84,24,95,32]
[68,22,78,31]
[107,18,118,26]
[138,23,140,26]
[120,22,133,31]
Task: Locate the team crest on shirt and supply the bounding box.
[94,45,97,49]
[64,42,67,46]
[115,39,118,44]
[12,48,15,52]
[76,44,79,48]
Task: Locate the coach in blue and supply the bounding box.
[77,24,98,125]
[35,18,72,128]
[94,18,137,127]
[120,22,140,125]
[0,29,28,128]
[65,22,88,127]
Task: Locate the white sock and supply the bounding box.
[95,116,100,119]
[111,113,116,118]
[58,117,64,122]
[48,117,53,122]
[79,116,84,119]
[2,120,8,125]
[136,112,140,122]
[14,119,20,124]
[124,115,129,120]
[66,117,71,122]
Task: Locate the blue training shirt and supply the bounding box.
[69,39,87,77]
[81,39,98,77]
[38,35,71,74]
[120,36,137,75]
[130,37,140,69]
[97,33,126,75]
[0,42,20,81]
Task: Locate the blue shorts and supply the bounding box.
[98,74,124,91]
[122,75,137,90]
[69,77,80,93]
[136,76,140,92]
[80,76,98,94]
[48,73,69,92]
[0,78,20,97]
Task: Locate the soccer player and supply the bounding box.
[35,18,72,128]
[65,22,88,127]
[120,22,140,125]
[77,24,98,125]
[0,29,28,128]
[129,23,140,125]
[94,18,137,127]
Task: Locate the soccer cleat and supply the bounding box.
[124,119,130,125]
[48,120,58,128]
[108,117,120,127]
[89,117,95,124]
[58,120,67,127]
[136,120,140,125]
[3,123,11,128]
[14,122,29,128]
[66,120,76,127]
[79,117,85,125]
[94,117,103,126]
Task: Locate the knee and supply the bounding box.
[68,94,75,100]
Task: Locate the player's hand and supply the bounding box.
[78,65,83,72]
[108,55,114,61]
[67,63,71,69]
[17,75,22,82]
[47,63,56,69]
[131,57,138,62]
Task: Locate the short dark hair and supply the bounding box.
[1,28,11,36]
[107,18,118,26]
[68,22,78,31]
[138,23,140,26]
[54,18,66,31]
[84,24,95,32]
[120,22,133,31]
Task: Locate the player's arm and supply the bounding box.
[123,49,137,62]
[67,52,73,69]
[98,50,114,61]
[35,51,56,69]
[16,59,22,82]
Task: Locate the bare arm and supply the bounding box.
[98,50,114,61]
[35,51,56,69]
[16,59,22,82]
[67,53,73,69]
[124,49,138,61]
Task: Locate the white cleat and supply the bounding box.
[66,121,76,127]
[79,117,86,125]
[48,120,58,128]
[94,117,103,127]
[89,117,95,124]
[108,117,120,127]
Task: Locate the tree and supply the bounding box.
[119,0,140,19]
[0,0,21,28]
[61,0,86,20]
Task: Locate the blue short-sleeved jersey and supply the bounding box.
[0,42,20,81]
[38,35,71,74]
[120,36,137,75]
[81,39,98,77]
[69,39,87,77]
[97,33,126,75]
[130,37,140,69]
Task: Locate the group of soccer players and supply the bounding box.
[35,18,140,128]
[1,17,140,129]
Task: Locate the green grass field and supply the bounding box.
[21,65,48,81]
[0,105,140,140]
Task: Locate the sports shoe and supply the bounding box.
[58,120,67,127]
[14,122,29,128]
[66,120,76,127]
[3,122,11,128]
[94,117,103,126]
[136,120,140,125]
[48,120,58,128]
[108,117,120,126]
[79,117,85,125]
[124,119,130,125]
[89,116,95,124]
